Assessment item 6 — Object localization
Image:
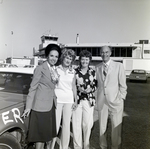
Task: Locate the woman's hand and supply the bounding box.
[85,88,92,93]
[72,102,78,111]
[78,86,85,93]
[22,109,31,119]
[78,87,92,94]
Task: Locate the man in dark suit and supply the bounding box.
[96,46,127,149]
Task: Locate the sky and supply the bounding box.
[0,0,150,59]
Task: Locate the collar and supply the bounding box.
[76,66,92,74]
[57,64,74,72]
[47,61,56,69]
[103,59,111,67]
[57,64,68,70]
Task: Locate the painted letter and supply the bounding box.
[2,111,14,125]
[12,108,24,124]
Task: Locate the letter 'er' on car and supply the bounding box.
[0,67,34,149]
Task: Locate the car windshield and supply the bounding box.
[0,72,32,94]
[132,70,146,74]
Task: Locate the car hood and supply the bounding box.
[0,91,27,110]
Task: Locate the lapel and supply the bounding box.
[42,61,51,81]
[106,60,112,76]
[105,60,114,82]
[98,64,104,82]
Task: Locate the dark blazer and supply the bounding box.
[26,61,57,112]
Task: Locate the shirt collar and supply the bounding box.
[57,64,68,71]
[47,62,56,69]
[57,64,74,72]
[103,59,111,67]
[77,66,91,74]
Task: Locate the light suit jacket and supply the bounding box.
[26,61,57,112]
[96,60,127,112]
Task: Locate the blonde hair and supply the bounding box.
[60,48,76,64]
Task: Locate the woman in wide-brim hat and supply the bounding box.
[22,44,61,149]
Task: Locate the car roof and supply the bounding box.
[0,68,34,74]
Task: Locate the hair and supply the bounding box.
[79,50,92,61]
[45,44,61,58]
[60,48,76,65]
[100,46,112,52]
[78,50,92,67]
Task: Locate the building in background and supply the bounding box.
[6,57,32,67]
[3,34,150,75]
[33,34,60,58]
[33,35,150,74]
[34,35,150,62]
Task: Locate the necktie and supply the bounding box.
[103,64,108,79]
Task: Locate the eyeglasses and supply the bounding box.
[100,51,111,55]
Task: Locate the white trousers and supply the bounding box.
[56,103,73,149]
[98,104,123,149]
[72,100,94,149]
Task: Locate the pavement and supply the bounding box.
[55,78,150,149]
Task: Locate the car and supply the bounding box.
[0,63,18,68]
[129,69,148,82]
[0,68,34,149]
[23,65,36,68]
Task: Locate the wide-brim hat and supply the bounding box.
[45,44,61,57]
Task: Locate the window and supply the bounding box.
[144,50,150,54]
[120,47,126,57]
[126,47,132,57]
[132,70,146,74]
[114,47,120,56]
[0,73,33,94]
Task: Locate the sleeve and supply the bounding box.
[25,66,42,109]
[72,73,77,103]
[119,63,127,100]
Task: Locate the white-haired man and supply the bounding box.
[96,46,127,149]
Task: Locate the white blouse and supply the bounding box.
[55,65,75,103]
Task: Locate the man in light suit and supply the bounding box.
[96,46,127,149]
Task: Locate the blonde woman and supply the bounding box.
[51,49,77,149]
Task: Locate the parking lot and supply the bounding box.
[90,78,150,149]
[54,78,150,149]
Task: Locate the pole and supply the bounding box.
[141,41,144,59]
[11,31,13,59]
[5,44,7,58]
[76,34,79,45]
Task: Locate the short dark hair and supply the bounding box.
[78,50,92,67]
[79,50,92,61]
[45,44,61,58]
